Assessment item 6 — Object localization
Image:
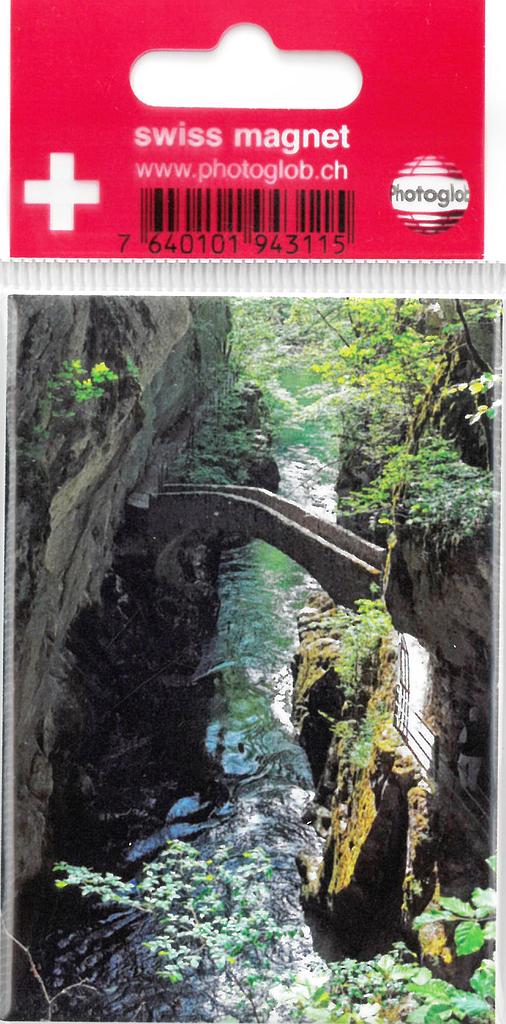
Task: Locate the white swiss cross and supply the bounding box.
[24,153,100,231]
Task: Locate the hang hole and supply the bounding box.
[130,24,363,110]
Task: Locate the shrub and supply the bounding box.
[54,842,299,1019]
[340,437,493,547]
[47,359,119,412]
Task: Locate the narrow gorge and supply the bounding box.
[6,296,500,1023]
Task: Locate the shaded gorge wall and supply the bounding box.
[11,296,230,888]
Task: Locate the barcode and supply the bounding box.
[139,188,355,243]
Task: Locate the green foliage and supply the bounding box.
[331,599,392,700]
[269,947,496,1024]
[308,298,442,500]
[302,298,499,545]
[270,944,424,1023]
[340,437,492,545]
[311,298,440,408]
[125,355,140,380]
[168,373,270,485]
[48,359,119,411]
[408,856,497,1023]
[272,868,497,1024]
[348,702,390,769]
[19,357,127,467]
[414,866,496,957]
[228,298,498,547]
[445,301,502,324]
[317,599,392,770]
[446,372,502,426]
[322,702,390,772]
[54,846,497,1023]
[228,298,347,441]
[55,842,298,1015]
[406,973,494,1023]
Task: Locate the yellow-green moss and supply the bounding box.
[402,783,438,921]
[295,639,340,703]
[407,786,431,844]
[322,624,430,908]
[326,631,417,896]
[294,594,435,924]
[419,921,453,965]
[292,598,345,717]
[329,772,376,893]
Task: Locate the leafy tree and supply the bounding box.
[340,436,493,544]
[228,298,346,438]
[165,369,273,485]
[309,299,440,408]
[54,842,298,1021]
[292,298,500,545]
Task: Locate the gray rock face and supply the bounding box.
[9,296,229,887]
[385,531,495,780]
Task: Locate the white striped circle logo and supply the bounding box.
[391,156,470,234]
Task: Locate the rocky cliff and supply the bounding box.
[293,301,498,963]
[385,301,499,860]
[10,296,230,887]
[293,594,436,956]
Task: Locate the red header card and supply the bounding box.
[10,0,485,260]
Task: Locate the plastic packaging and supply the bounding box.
[1,1,504,1022]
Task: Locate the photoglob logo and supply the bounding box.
[391,156,470,234]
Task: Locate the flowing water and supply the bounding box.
[23,367,339,1022]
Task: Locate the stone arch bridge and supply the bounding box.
[128,483,385,608]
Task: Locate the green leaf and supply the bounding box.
[425,1005,453,1024]
[470,960,495,1001]
[454,920,485,956]
[450,991,491,1017]
[471,888,496,913]
[486,855,497,874]
[160,970,183,983]
[408,981,454,1000]
[311,986,331,1007]
[439,897,474,917]
[483,921,496,941]
[407,1008,431,1024]
[413,909,454,929]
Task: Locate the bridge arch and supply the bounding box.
[128,485,385,609]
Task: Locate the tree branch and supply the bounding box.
[227,966,262,1023]
[455,301,494,467]
[3,923,52,1008]
[314,307,349,346]
[1,920,97,1021]
[455,300,493,374]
